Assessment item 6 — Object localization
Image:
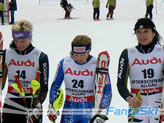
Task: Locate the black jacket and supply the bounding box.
[60,0,68,8]
[0,0,4,4]
[9,0,17,11]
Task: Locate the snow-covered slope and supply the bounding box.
[1,0,164,122]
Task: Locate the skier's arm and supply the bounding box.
[37,52,49,103]
[100,74,112,108]
[117,49,133,101]
[49,59,64,103]
[48,62,64,123]
[27,52,49,122]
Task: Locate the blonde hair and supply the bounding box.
[72,35,91,46]
[12,20,33,32]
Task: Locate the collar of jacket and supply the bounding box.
[10,40,34,55]
[136,41,156,54]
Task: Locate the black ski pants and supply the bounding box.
[106,5,115,19]
[0,10,4,24]
[93,8,100,19]
[145,4,153,19]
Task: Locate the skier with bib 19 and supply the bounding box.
[117,18,164,123]
[47,35,112,123]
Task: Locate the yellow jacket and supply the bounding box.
[0,3,4,11]
[92,0,100,8]
[146,0,154,6]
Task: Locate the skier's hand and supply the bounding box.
[27,100,42,123]
[126,96,142,108]
[90,114,108,123]
[47,103,59,122]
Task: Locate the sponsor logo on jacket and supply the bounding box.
[118,58,124,79]
[43,62,48,85]
[8,59,35,67]
[132,57,161,66]
[65,68,93,76]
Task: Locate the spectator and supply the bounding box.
[60,0,72,19]
[0,0,4,25]
[106,0,116,20]
[92,0,100,21]
[145,0,154,19]
[9,0,17,24]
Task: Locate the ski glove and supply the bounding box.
[90,114,108,123]
[27,100,42,123]
[47,103,60,122]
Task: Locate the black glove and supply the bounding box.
[90,114,108,123]
[27,99,42,123]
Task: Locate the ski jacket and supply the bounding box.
[2,41,49,103]
[117,42,164,101]
[0,2,4,11]
[50,55,112,108]
[92,0,100,8]
[60,0,68,8]
[9,0,17,11]
[106,0,116,6]
[146,0,154,7]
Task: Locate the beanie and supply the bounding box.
[134,18,156,31]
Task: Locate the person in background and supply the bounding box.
[0,0,4,25]
[117,18,163,123]
[47,35,112,123]
[145,0,154,19]
[9,0,17,24]
[106,0,116,20]
[92,0,100,21]
[60,0,73,19]
[2,20,49,123]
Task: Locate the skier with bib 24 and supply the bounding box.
[47,35,112,123]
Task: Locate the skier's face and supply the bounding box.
[73,52,89,64]
[14,38,31,51]
[136,28,156,45]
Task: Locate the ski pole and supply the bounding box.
[14,74,28,109]
[30,71,41,107]
[131,92,141,123]
[26,71,41,123]
[13,74,34,123]
[53,88,64,113]
[52,88,64,123]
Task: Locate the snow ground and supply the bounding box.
[0,0,164,122]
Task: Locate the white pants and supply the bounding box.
[128,93,162,123]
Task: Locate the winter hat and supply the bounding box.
[134,18,156,31]
[71,35,91,53]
